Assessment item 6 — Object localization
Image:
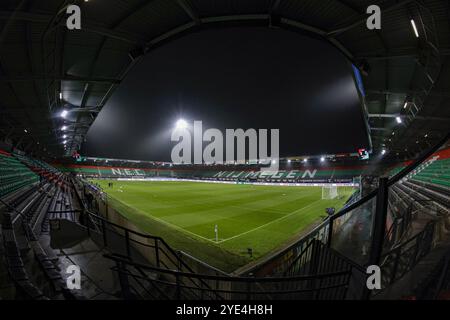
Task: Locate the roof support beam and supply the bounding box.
[0,10,145,44]
[327,0,415,37]
[0,74,121,84]
[369,114,450,122]
[356,47,450,60]
[176,0,201,25]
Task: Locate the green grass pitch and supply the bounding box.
[92,180,354,272]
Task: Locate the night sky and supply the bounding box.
[82,27,370,161]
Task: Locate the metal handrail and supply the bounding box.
[104,253,351,282]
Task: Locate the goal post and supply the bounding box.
[322,185,338,200]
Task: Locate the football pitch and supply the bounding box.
[92,180,354,272]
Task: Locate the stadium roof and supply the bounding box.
[0,0,449,160]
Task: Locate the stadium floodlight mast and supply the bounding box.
[170,120,279,171]
[410,19,419,38]
[175,119,188,130]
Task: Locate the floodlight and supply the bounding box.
[59,92,63,99]
[410,19,419,38]
[176,119,188,130]
[381,149,387,155]
[61,125,67,131]
[287,159,291,163]
[63,140,67,144]
[403,102,408,109]
[303,158,308,163]
[63,134,67,139]
[320,157,325,162]
[61,110,68,118]
[24,129,28,133]
[396,116,402,124]
[272,160,277,164]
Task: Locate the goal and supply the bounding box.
[322,185,338,199]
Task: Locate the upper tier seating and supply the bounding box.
[412,157,450,188]
[0,153,39,198]
[388,152,449,227]
[61,164,364,183]
[14,153,59,173]
[14,153,62,184]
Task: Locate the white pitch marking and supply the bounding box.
[217,199,323,244]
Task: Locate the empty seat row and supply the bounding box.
[0,154,39,198]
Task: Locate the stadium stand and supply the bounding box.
[0,156,91,299]
[14,153,61,183]
[58,163,366,184]
[1,137,449,300]
[0,151,39,198]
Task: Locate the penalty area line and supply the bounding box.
[217,199,323,244]
[108,196,217,244]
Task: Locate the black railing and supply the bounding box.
[69,134,448,299]
[72,177,228,275]
[377,220,437,290]
[247,133,449,276]
[104,240,359,300]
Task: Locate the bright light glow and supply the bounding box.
[411,19,419,38]
[396,116,402,124]
[403,102,408,109]
[392,131,395,135]
[303,158,308,163]
[287,159,291,163]
[59,92,63,99]
[61,126,67,131]
[272,160,277,164]
[320,157,325,162]
[24,129,28,133]
[63,140,67,144]
[63,134,67,139]
[424,134,428,138]
[175,119,188,130]
[381,149,387,155]
[61,110,68,118]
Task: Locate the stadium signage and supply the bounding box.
[171,120,279,171]
[213,170,317,179]
[111,168,144,176]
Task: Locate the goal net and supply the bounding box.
[322,185,338,200]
